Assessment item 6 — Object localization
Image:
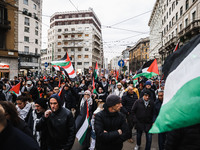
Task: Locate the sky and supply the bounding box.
[42,0,156,61]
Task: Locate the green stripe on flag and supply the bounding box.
[133,72,158,79]
[51,61,70,66]
[149,76,200,133]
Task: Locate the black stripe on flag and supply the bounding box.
[75,101,87,132]
[162,34,200,80]
[137,59,154,74]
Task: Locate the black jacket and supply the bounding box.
[132,98,154,132]
[64,89,76,110]
[165,124,200,150]
[94,104,131,150]
[36,107,75,150]
[121,92,138,115]
[153,98,162,122]
[0,122,40,150]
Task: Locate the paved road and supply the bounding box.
[72,129,159,150]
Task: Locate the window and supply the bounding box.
[166,12,168,19]
[58,35,61,39]
[84,55,89,58]
[57,55,61,59]
[71,28,75,31]
[169,21,171,28]
[58,42,61,45]
[85,34,89,37]
[23,8,28,12]
[85,27,89,30]
[186,0,189,10]
[24,36,29,42]
[176,12,178,21]
[24,27,29,32]
[71,48,74,52]
[180,24,182,30]
[71,35,75,38]
[172,2,175,11]
[85,14,90,17]
[85,48,89,51]
[176,0,178,5]
[35,39,38,44]
[33,4,37,10]
[64,35,68,38]
[58,29,62,32]
[23,0,28,5]
[35,21,39,29]
[84,62,89,65]
[172,17,175,25]
[180,6,183,16]
[65,28,68,31]
[78,34,82,37]
[35,48,38,54]
[78,14,82,17]
[24,17,30,26]
[185,18,188,27]
[35,30,38,35]
[71,55,74,58]
[58,15,62,19]
[77,62,82,65]
[24,46,29,52]
[169,8,171,15]
[78,55,81,58]
[64,42,68,45]
[58,49,61,52]
[176,28,178,34]
[78,48,82,51]
[192,11,196,21]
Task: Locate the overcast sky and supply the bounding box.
[42,0,156,61]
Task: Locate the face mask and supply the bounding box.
[26,85,33,91]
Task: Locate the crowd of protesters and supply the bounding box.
[0,73,199,150]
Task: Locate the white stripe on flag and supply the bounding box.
[163,43,200,105]
[76,116,89,141]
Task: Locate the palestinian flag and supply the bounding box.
[133,59,159,79]
[93,62,98,80]
[51,52,76,80]
[9,82,21,96]
[92,77,97,94]
[149,34,200,133]
[53,65,60,71]
[75,100,89,145]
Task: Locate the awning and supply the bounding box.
[0,63,9,69]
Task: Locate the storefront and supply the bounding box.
[0,63,10,79]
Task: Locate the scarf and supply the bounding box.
[17,102,32,120]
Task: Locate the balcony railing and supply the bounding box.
[0,19,11,29]
[18,51,40,57]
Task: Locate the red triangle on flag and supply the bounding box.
[10,82,21,95]
[147,59,159,75]
[95,62,98,70]
[43,76,47,80]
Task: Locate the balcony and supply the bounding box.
[63,37,84,41]
[63,44,84,48]
[20,62,39,68]
[18,51,40,57]
[178,19,200,38]
[0,19,11,30]
[63,30,84,35]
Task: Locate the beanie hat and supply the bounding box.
[49,94,62,107]
[35,98,48,110]
[106,94,121,107]
[84,90,91,96]
[145,81,151,86]
[143,89,151,96]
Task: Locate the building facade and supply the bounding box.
[42,8,103,75]
[0,0,18,79]
[18,0,42,76]
[110,55,122,71]
[129,37,150,73]
[148,0,164,67]
[159,0,200,64]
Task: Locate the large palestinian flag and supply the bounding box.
[75,100,89,145]
[149,34,200,133]
[51,52,76,80]
[133,59,159,79]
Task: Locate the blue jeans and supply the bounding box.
[158,132,166,150]
[136,130,152,150]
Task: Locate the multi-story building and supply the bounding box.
[148,0,164,66]
[0,0,18,79]
[129,37,150,72]
[159,0,200,64]
[18,0,42,76]
[110,55,122,71]
[122,46,130,73]
[42,8,103,75]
